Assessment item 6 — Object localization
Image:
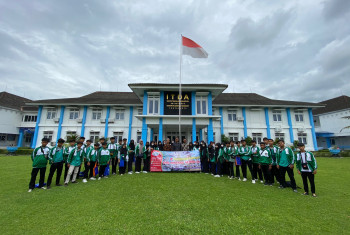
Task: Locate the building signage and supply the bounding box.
[164,91,191,115]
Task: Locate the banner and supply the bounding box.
[150,150,201,172]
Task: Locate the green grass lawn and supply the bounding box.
[0,155,349,234]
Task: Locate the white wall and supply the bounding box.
[0,107,22,134]
[316,109,350,136]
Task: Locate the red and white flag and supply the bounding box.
[182,36,208,58]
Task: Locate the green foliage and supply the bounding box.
[0,155,349,234]
[221,134,230,144]
[66,134,80,142]
[245,136,252,146]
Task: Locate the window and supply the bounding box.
[229,133,239,142]
[7,134,16,141]
[43,131,53,142]
[273,111,282,122]
[138,109,143,115]
[66,131,76,139]
[298,133,307,144]
[148,95,159,115]
[23,115,37,122]
[228,110,237,121]
[115,109,125,120]
[92,109,102,120]
[90,132,100,143]
[137,132,142,143]
[252,133,262,143]
[275,133,284,140]
[196,96,207,115]
[330,138,335,145]
[46,108,56,119]
[295,110,304,122]
[113,132,123,142]
[0,134,5,141]
[69,109,79,120]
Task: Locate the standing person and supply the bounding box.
[215,143,224,177]
[208,143,216,176]
[251,140,263,184]
[259,142,273,186]
[127,140,136,174]
[28,138,50,192]
[47,138,65,189]
[268,139,280,185]
[143,142,151,173]
[87,143,99,180]
[63,139,76,181]
[188,142,194,151]
[235,141,242,180]
[277,139,297,192]
[263,137,269,147]
[108,137,118,175]
[97,142,110,180]
[228,141,235,179]
[172,137,182,151]
[239,139,253,182]
[223,142,232,178]
[157,141,163,151]
[64,142,84,186]
[182,138,189,151]
[119,144,127,175]
[200,142,209,173]
[163,138,172,151]
[82,140,93,183]
[135,140,144,173]
[296,143,317,197]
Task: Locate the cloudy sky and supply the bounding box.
[0,0,349,102]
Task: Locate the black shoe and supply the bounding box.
[264,182,269,186]
[71,181,78,184]
[302,192,309,195]
[278,185,285,189]
[56,184,63,187]
[64,183,68,186]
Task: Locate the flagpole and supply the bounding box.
[179,34,183,142]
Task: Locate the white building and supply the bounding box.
[22,83,322,151]
[314,95,350,149]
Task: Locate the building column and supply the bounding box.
[17,128,24,147]
[150,128,154,141]
[192,118,196,143]
[326,137,331,148]
[308,108,318,151]
[207,92,214,142]
[128,106,133,144]
[219,107,224,136]
[264,107,271,139]
[286,108,294,143]
[142,91,148,143]
[104,106,110,138]
[159,91,164,142]
[242,107,247,139]
[191,91,196,143]
[80,106,87,137]
[57,106,66,141]
[31,105,43,148]
[199,129,203,142]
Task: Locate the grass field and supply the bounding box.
[0,155,349,234]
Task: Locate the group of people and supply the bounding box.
[28,136,318,197]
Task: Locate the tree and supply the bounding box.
[221,134,230,144]
[245,136,252,146]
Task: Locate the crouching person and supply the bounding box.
[64,142,84,186]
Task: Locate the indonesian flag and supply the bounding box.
[182,36,208,58]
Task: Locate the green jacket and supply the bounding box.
[84,145,93,159]
[258,148,272,165]
[217,148,225,163]
[98,148,111,166]
[108,143,118,158]
[87,149,98,162]
[268,145,279,165]
[68,147,84,167]
[250,146,260,164]
[277,147,295,167]
[238,146,251,161]
[223,147,232,161]
[64,146,76,163]
[31,146,50,168]
[296,151,317,172]
[49,146,65,164]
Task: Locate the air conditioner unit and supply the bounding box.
[108,118,115,123]
[275,128,282,132]
[297,128,305,132]
[53,118,59,123]
[100,119,106,123]
[77,118,83,123]
[237,117,244,121]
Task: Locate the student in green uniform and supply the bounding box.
[258,142,273,186]
[97,142,110,180]
[268,138,280,184]
[235,141,241,180]
[135,140,144,173]
[65,142,84,185]
[82,140,93,183]
[296,143,317,197]
[228,141,236,179]
[108,137,118,175]
[28,138,50,192]
[251,140,263,184]
[47,138,65,189]
[223,142,231,178]
[238,139,253,182]
[215,143,224,177]
[277,139,297,192]
[64,139,76,181]
[127,140,136,174]
[208,143,216,175]
[87,143,99,180]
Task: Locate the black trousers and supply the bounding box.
[210,162,216,175]
[228,162,234,177]
[252,163,263,180]
[29,167,46,189]
[127,154,134,172]
[217,161,223,175]
[111,157,118,174]
[47,162,64,186]
[76,165,81,179]
[223,161,229,175]
[119,163,126,174]
[135,157,143,172]
[64,162,69,181]
[235,164,241,178]
[143,157,150,172]
[279,166,297,189]
[83,161,90,179]
[261,164,272,184]
[301,172,315,194]
[241,159,253,179]
[271,165,280,183]
[99,165,107,177]
[202,158,209,173]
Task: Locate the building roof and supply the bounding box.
[313,95,350,115]
[0,91,35,111]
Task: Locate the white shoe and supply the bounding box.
[211,173,214,176]
[260,180,264,183]
[28,189,32,192]
[228,176,230,179]
[243,178,247,182]
[90,177,96,180]
[120,174,123,176]
[128,172,133,174]
[135,171,140,174]
[98,177,101,180]
[205,173,209,174]
[214,175,220,177]
[82,179,87,183]
[104,176,108,178]
[252,180,256,184]
[143,171,148,173]
[41,187,46,190]
[112,173,116,175]
[229,177,233,180]
[238,178,241,181]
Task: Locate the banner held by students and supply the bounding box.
[150,150,201,172]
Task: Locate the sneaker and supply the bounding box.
[205,173,209,174]
[71,181,78,184]
[211,173,214,176]
[293,189,298,193]
[82,179,87,183]
[243,178,247,182]
[104,176,108,179]
[260,180,264,183]
[98,177,101,180]
[252,180,256,184]
[143,171,148,174]
[128,172,133,175]
[229,177,233,180]
[41,187,46,190]
[303,192,309,196]
[135,171,140,174]
[64,183,68,186]
[238,178,241,181]
[56,184,63,186]
[120,174,124,176]
[312,193,317,197]
[214,175,220,177]
[47,186,51,189]
[28,189,32,192]
[112,173,116,175]
[89,177,96,180]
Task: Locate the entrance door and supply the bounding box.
[166,132,186,143]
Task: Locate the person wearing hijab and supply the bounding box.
[143,142,151,173]
[188,142,194,151]
[215,143,224,177]
[200,142,209,173]
[127,140,135,174]
[157,141,163,151]
[135,140,144,173]
[119,144,127,175]
[208,143,216,176]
